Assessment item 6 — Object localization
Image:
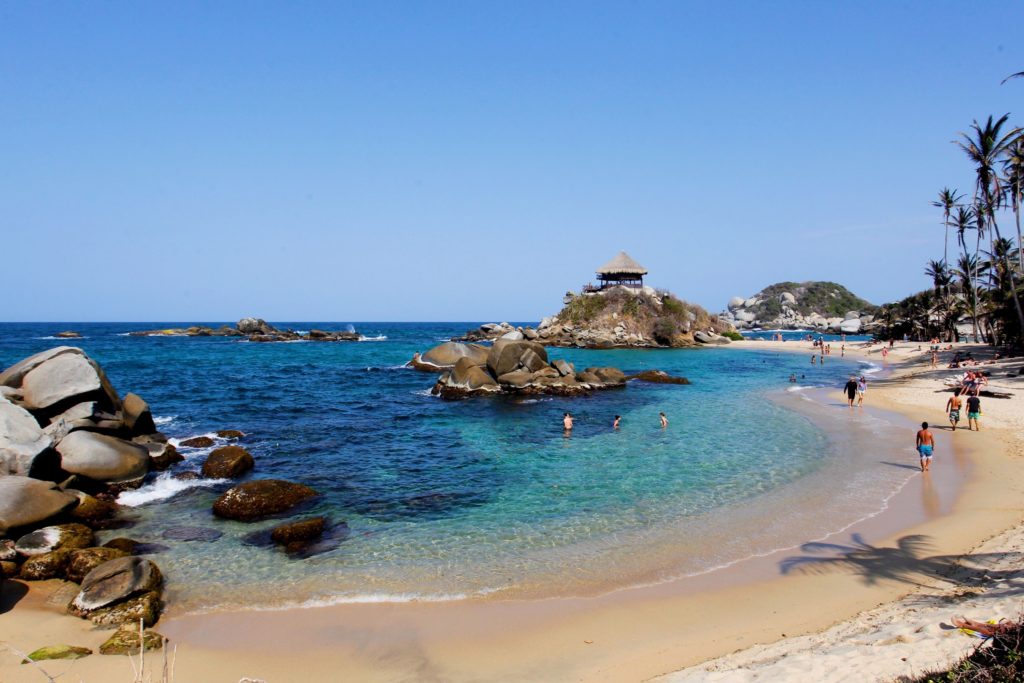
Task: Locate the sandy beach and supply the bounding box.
[1,340,1022,683]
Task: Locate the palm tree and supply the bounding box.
[1002,136,1024,276]
[925,260,955,340]
[951,205,978,339]
[957,114,1024,335]
[932,188,962,265]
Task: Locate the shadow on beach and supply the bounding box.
[780,533,1024,595]
[0,579,28,615]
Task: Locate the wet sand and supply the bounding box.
[1,340,1021,682]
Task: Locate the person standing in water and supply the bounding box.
[613,415,621,429]
[844,376,858,407]
[659,412,668,428]
[563,412,574,431]
[916,421,935,471]
[946,390,963,431]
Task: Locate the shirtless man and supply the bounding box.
[844,376,858,407]
[916,422,935,472]
[612,415,621,429]
[563,412,573,431]
[659,412,668,428]
[946,390,963,431]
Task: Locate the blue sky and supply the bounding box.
[3,2,1023,321]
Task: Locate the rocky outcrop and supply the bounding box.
[415,342,630,399]
[0,478,78,534]
[1,348,173,484]
[626,370,691,384]
[720,282,878,332]
[130,318,361,343]
[212,479,318,521]
[459,287,731,349]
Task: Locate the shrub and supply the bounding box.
[560,295,608,323]
[652,317,679,345]
[721,330,744,341]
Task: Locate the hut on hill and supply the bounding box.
[584,251,648,292]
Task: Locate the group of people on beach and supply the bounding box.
[562,411,667,432]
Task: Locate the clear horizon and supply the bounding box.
[4,2,1023,322]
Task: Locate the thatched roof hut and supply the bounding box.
[594,251,647,289]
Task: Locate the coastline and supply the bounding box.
[1,340,1021,682]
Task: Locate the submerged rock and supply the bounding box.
[270,517,326,553]
[215,429,245,439]
[179,436,214,448]
[212,479,318,521]
[627,370,691,385]
[161,526,223,542]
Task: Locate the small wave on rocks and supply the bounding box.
[118,472,225,507]
[358,334,388,342]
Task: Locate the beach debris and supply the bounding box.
[212,479,318,521]
[201,445,255,479]
[21,644,92,662]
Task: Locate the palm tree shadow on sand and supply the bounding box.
[780,534,1024,592]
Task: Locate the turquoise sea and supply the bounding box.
[0,323,908,613]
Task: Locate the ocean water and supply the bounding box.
[0,323,906,612]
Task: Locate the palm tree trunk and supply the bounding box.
[1015,195,1023,278]
[972,221,982,343]
[987,197,1024,337]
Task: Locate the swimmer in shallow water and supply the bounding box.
[563,412,573,431]
[659,412,668,428]
[613,415,621,429]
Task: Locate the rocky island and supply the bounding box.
[457,252,736,348]
[130,317,362,342]
[719,281,879,334]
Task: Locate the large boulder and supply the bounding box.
[0,397,52,475]
[486,339,549,377]
[694,331,730,345]
[551,359,574,377]
[20,549,72,580]
[212,479,318,521]
[71,556,163,612]
[20,352,121,413]
[121,393,156,435]
[727,296,745,310]
[85,590,162,628]
[443,357,500,393]
[586,367,627,385]
[412,342,490,371]
[201,445,254,479]
[0,477,78,534]
[0,346,81,388]
[839,318,862,334]
[15,523,94,557]
[236,318,276,335]
[496,369,535,388]
[56,431,150,483]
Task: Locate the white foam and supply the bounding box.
[153,415,177,427]
[117,473,226,507]
[115,332,131,337]
[34,336,87,340]
[358,335,388,342]
[858,361,883,375]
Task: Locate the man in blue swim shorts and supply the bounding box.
[916,421,935,472]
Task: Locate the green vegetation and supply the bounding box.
[720,330,744,341]
[905,620,1024,682]
[751,282,876,319]
[554,287,731,347]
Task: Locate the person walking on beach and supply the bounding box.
[966,394,981,431]
[844,376,858,407]
[563,412,574,432]
[659,412,668,428]
[613,415,621,430]
[857,376,866,407]
[946,390,963,431]
[916,422,935,472]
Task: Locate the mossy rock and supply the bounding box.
[68,492,119,525]
[179,436,214,448]
[1,560,18,577]
[99,626,165,655]
[212,479,318,521]
[215,429,245,439]
[82,590,162,628]
[19,549,71,580]
[201,445,255,479]
[270,517,326,550]
[22,644,92,663]
[102,537,140,554]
